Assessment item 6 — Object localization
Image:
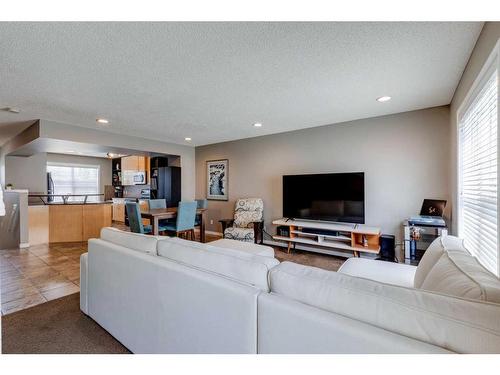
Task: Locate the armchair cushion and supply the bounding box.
[234,198,263,228]
[225,227,255,243]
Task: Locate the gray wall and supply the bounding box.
[196,106,451,241]
[4,152,112,194]
[449,22,500,234]
[39,120,195,200]
[46,153,112,194]
[5,153,47,193]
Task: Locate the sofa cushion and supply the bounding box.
[420,249,500,303]
[167,237,278,268]
[269,261,500,353]
[157,238,278,291]
[338,258,416,288]
[414,235,467,288]
[210,238,275,258]
[100,227,158,255]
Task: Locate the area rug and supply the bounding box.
[1,293,130,354]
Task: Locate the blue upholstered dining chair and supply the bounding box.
[194,199,208,227]
[148,199,167,209]
[126,202,151,234]
[163,201,197,240]
[126,202,167,235]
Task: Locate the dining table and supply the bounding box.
[140,207,207,242]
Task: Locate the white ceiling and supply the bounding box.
[0,22,483,147]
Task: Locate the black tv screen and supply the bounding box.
[283,172,365,223]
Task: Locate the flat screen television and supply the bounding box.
[283,172,365,223]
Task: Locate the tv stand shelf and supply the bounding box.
[272,218,381,257]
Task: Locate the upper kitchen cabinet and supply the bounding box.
[121,156,147,172]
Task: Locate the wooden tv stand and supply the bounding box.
[272,218,381,257]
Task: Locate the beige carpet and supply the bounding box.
[1,293,130,354]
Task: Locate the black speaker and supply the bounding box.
[376,234,397,262]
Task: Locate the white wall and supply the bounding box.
[5,153,47,193]
[196,106,451,241]
[449,22,500,234]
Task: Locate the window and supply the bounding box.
[47,163,100,202]
[458,42,499,276]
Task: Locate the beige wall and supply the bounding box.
[196,106,451,241]
[5,153,47,193]
[449,22,500,234]
[46,153,112,194]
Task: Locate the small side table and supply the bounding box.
[403,220,448,265]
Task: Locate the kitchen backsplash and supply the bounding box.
[123,185,150,198]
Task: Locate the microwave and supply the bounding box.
[133,171,147,185]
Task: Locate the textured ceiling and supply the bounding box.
[0,22,483,147]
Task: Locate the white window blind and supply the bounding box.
[47,164,100,202]
[458,66,499,276]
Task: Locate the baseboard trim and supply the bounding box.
[195,229,223,237]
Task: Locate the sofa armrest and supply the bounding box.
[338,258,417,288]
[80,252,89,315]
[219,219,235,233]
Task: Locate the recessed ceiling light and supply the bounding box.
[185,137,192,142]
[376,96,391,102]
[253,123,263,127]
[1,107,20,114]
[67,150,76,153]
[96,118,110,124]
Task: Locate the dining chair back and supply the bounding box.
[176,201,197,232]
[149,199,167,209]
[195,199,208,226]
[126,202,148,234]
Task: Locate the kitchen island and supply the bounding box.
[28,194,112,244]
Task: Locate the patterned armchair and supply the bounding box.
[219,198,264,243]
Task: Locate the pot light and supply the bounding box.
[1,107,20,114]
[67,150,76,153]
[253,123,263,127]
[185,137,192,142]
[96,118,110,124]
[376,96,391,102]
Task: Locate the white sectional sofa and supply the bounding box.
[80,228,500,353]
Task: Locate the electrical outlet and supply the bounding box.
[210,219,214,225]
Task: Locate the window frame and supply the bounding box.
[456,39,500,276]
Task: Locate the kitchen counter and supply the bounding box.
[28,194,109,205]
[28,200,112,244]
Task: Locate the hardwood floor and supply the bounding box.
[1,224,345,315]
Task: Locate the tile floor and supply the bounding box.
[1,243,83,315]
